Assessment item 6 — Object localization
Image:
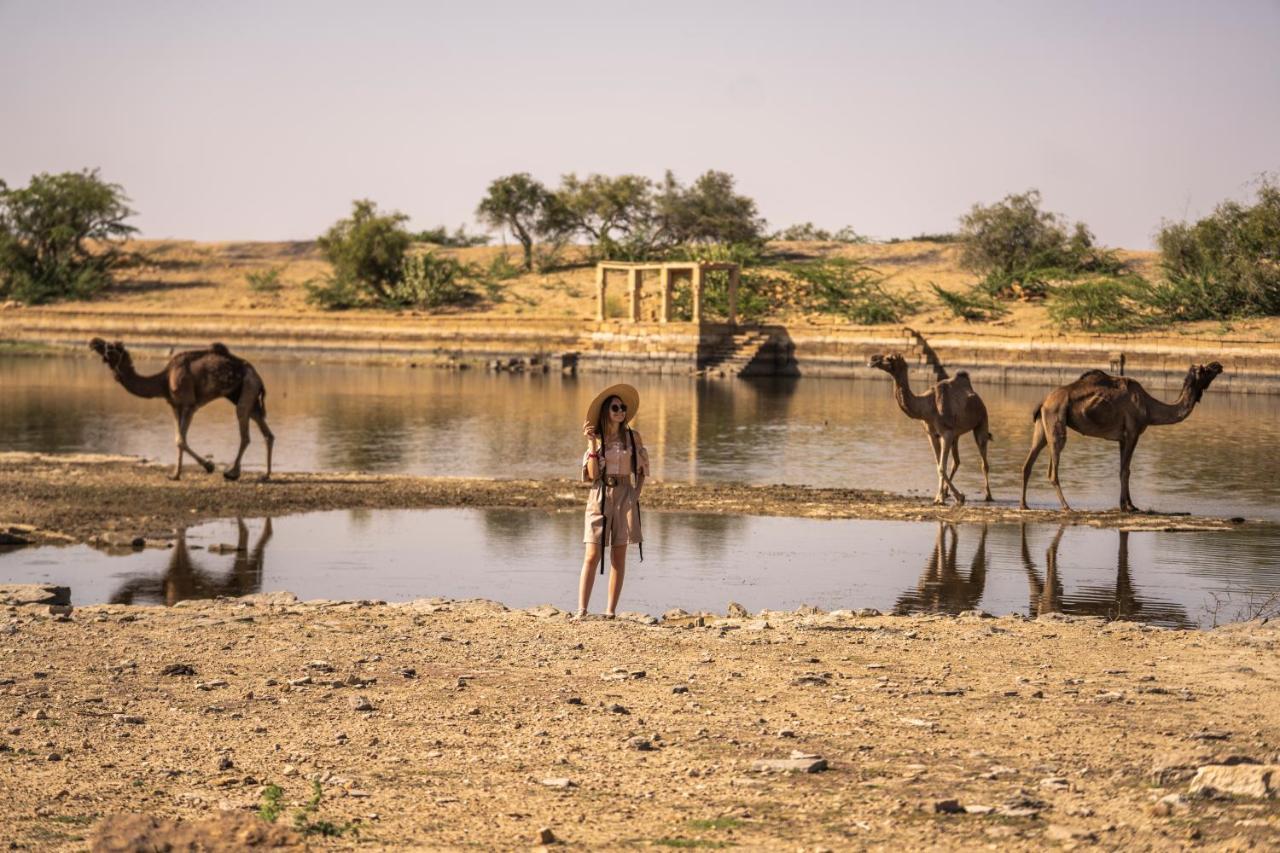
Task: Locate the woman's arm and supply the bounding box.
[632,430,650,486]
[582,421,600,482]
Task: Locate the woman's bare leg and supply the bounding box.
[578,544,601,614]
[605,545,628,616]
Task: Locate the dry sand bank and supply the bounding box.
[0,594,1277,850]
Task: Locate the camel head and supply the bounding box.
[1186,361,1224,403]
[868,353,908,376]
[89,338,131,372]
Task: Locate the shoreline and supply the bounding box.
[1,592,1277,849]
[0,453,1250,550]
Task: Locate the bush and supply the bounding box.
[413,225,490,247]
[772,223,868,243]
[1046,275,1152,332]
[317,200,412,302]
[303,275,360,310]
[246,267,284,293]
[788,259,915,324]
[390,253,476,309]
[0,169,137,304]
[958,190,1124,298]
[1154,180,1280,319]
[930,282,1008,322]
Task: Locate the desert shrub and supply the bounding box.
[484,251,522,281]
[246,266,284,293]
[413,225,490,247]
[317,199,412,301]
[788,259,915,324]
[0,169,137,304]
[1046,275,1152,332]
[303,275,361,310]
[1154,180,1280,319]
[930,282,1008,321]
[958,190,1124,298]
[773,223,868,243]
[389,253,476,309]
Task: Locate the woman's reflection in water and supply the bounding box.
[894,522,988,615]
[1021,526,1190,628]
[109,518,273,605]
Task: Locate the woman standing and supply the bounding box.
[577,383,649,619]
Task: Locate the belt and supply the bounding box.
[604,474,620,487]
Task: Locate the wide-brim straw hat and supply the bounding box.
[586,383,640,428]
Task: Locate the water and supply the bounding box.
[3,356,1279,519]
[3,509,1277,628]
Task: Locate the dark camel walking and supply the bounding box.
[89,338,274,481]
[1020,363,1222,511]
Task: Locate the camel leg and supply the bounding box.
[225,409,251,482]
[251,411,274,482]
[169,406,184,481]
[926,431,946,504]
[178,407,216,474]
[1118,433,1140,512]
[1042,414,1071,511]
[975,426,993,502]
[1019,418,1047,509]
[936,433,965,506]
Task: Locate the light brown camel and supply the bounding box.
[89,338,274,481]
[1019,362,1223,512]
[868,353,992,505]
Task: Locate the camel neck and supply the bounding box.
[1145,379,1198,426]
[113,359,169,400]
[890,371,933,420]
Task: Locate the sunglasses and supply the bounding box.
[609,403,628,413]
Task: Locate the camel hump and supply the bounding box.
[209,342,232,357]
[1077,368,1112,382]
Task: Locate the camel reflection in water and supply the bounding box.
[894,523,989,615]
[1021,525,1192,628]
[109,518,272,605]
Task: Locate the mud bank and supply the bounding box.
[1,593,1278,850]
[0,453,1245,550]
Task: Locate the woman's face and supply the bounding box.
[606,396,628,426]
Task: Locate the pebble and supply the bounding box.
[112,714,144,725]
[32,709,48,720]
[160,664,195,676]
[671,685,689,694]
[349,695,375,712]
[537,827,556,844]
[539,777,576,789]
[627,737,654,751]
[288,677,312,687]
[1190,764,1280,799]
[934,799,964,814]
[608,704,630,715]
[196,680,228,691]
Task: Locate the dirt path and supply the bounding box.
[0,453,1245,549]
[1,596,1278,850]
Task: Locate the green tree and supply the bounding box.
[656,170,766,246]
[316,199,411,301]
[556,173,656,246]
[476,173,566,271]
[957,189,1074,278]
[0,169,137,303]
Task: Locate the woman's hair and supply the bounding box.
[596,395,626,444]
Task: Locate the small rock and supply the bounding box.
[306,661,334,673]
[399,668,416,679]
[348,695,374,712]
[1039,777,1071,791]
[671,685,689,695]
[1189,729,1231,741]
[112,714,144,725]
[539,777,576,789]
[217,756,234,772]
[1151,793,1189,816]
[195,680,228,691]
[282,764,299,777]
[964,805,994,815]
[608,704,630,715]
[854,608,881,617]
[1189,764,1279,799]
[1046,825,1097,843]
[537,827,556,844]
[1094,691,1124,703]
[160,664,195,677]
[288,676,312,687]
[32,709,48,720]
[934,799,964,814]
[726,602,749,618]
[627,737,653,751]
[752,756,827,773]
[46,752,62,762]
[565,697,583,705]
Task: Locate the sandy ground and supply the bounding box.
[2,593,1278,850]
[0,453,1245,551]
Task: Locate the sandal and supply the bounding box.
[573,608,587,620]
[603,612,616,620]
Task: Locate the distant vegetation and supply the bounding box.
[772,223,868,243]
[413,224,491,247]
[0,169,136,304]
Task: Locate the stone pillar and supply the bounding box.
[628,268,641,322]
[727,265,740,326]
[659,266,672,323]
[691,265,705,324]
[596,264,606,321]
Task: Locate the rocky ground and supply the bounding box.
[0,453,1243,552]
[0,592,1277,851]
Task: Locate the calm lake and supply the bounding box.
[3,510,1278,629]
[3,355,1279,519]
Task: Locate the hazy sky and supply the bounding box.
[2,0,1277,248]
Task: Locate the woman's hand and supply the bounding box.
[582,420,599,446]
